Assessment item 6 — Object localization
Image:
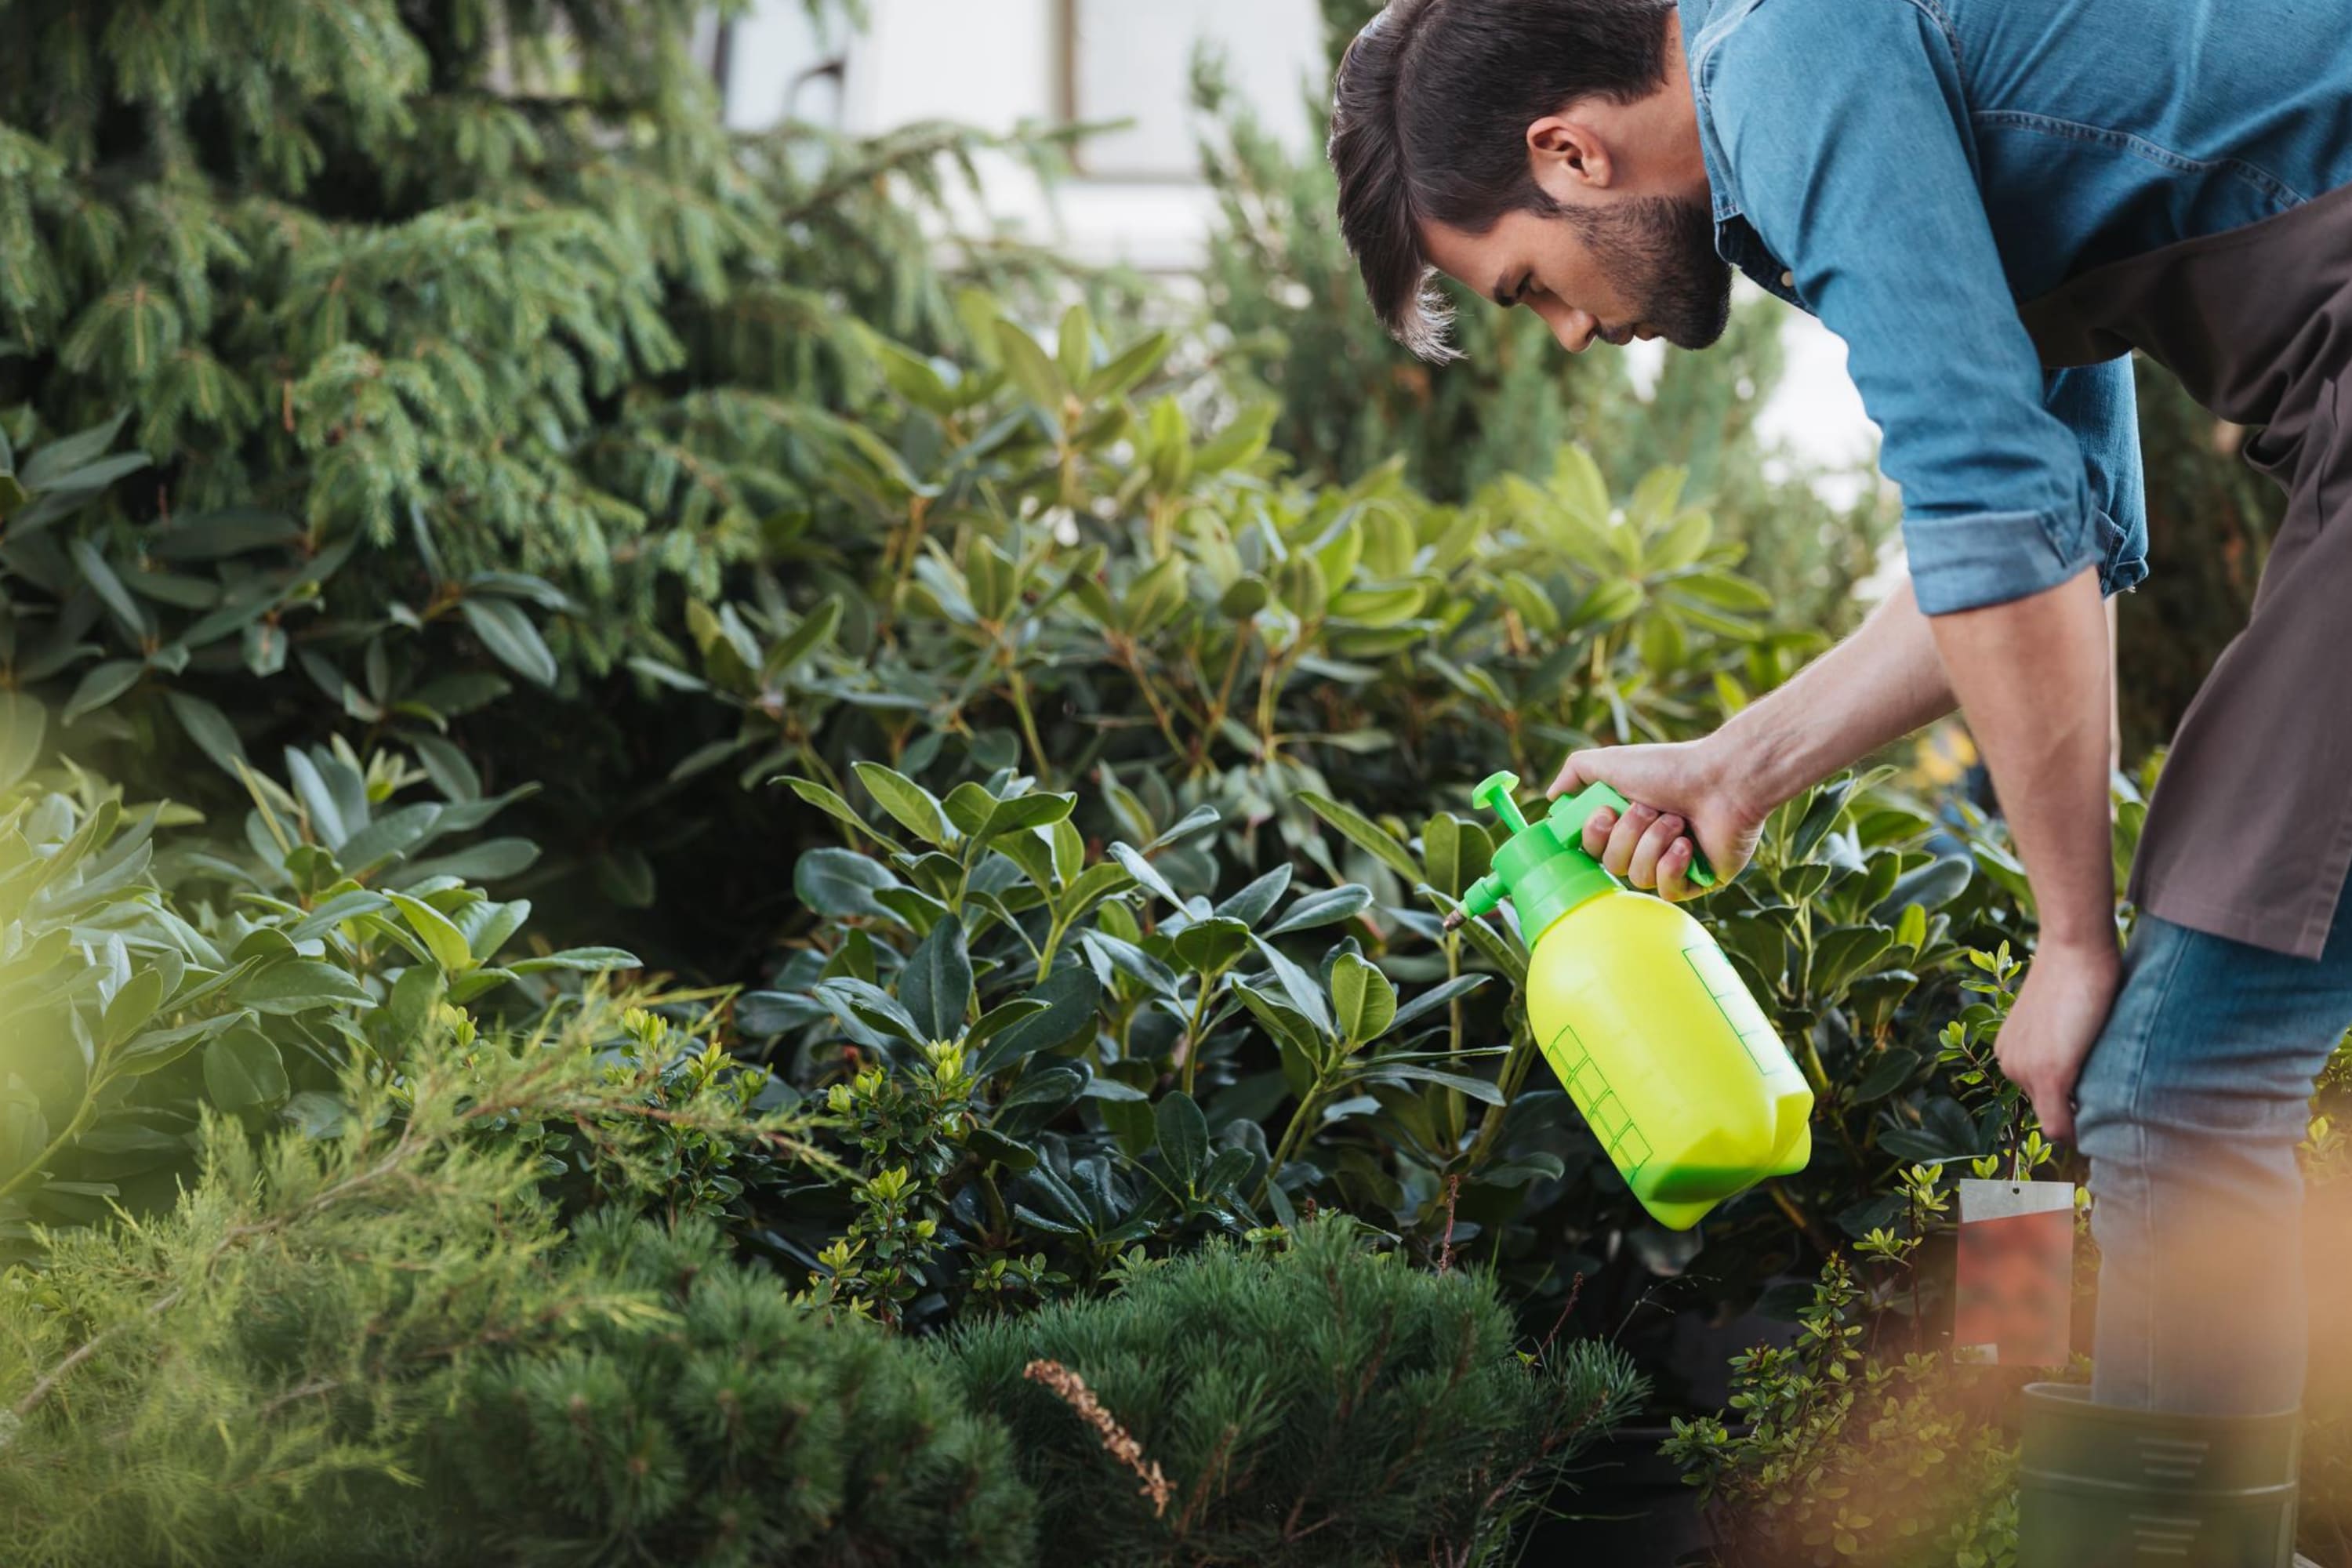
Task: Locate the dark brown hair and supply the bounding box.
[1328,0,1677,361]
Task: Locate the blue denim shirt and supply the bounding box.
[1677,0,2352,614]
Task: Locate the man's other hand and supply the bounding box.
[1994,938,2121,1144]
[1548,738,1766,902]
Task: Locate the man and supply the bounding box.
[1330,0,2352,1556]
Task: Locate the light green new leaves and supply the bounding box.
[387,891,472,972]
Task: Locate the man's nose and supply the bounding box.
[1537,301,1599,353]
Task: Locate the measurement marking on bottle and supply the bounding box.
[1545,1019,1650,1178]
[1682,946,1784,1076]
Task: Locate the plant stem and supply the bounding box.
[1113,635,1189,759]
[1177,971,1217,1098]
[1004,657,1052,787]
[978,1165,1011,1243]
[1255,1080,1325,1209]
[1192,622,1256,775]
[1443,938,1465,1149]
[0,1078,104,1209]
[1461,1030,1537,1173]
[1767,1178,1836,1256]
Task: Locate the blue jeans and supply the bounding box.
[2073,884,2352,1415]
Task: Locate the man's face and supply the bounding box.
[1421,193,1733,354]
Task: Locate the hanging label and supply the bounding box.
[1953,1178,2076,1367]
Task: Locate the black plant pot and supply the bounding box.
[1523,1425,1713,1566]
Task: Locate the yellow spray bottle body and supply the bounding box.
[1452,772,1813,1231]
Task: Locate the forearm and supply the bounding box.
[1714,579,1957,810]
[1926,568,2116,949]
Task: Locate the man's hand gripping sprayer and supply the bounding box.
[1446,771,1813,1229]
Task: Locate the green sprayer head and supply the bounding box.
[1444,770,1714,935]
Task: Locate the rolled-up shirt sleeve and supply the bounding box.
[1707,0,2112,615]
[2042,356,2151,597]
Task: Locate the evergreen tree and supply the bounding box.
[0,0,1069,671]
[0,0,1100,970]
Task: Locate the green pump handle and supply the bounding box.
[1511,775,1715,880]
[1443,770,1715,931]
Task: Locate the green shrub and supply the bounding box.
[428,1210,1036,1568]
[0,1,1096,953]
[1659,890,2067,1566]
[1662,1254,2028,1568]
[761,708,2074,1358]
[0,1014,829,1566]
[948,1214,1646,1567]
[0,724,669,1254]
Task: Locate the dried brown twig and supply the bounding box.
[1023,1358,1174,1517]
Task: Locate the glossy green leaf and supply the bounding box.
[1215,865,1292,928]
[1385,974,1489,1036]
[977,966,1102,1075]
[458,597,558,688]
[993,321,1063,409]
[1109,842,1185,908]
[1085,329,1171,401]
[1172,916,1252,974]
[1156,1091,1209,1185]
[899,914,972,1042]
[203,1026,289,1112]
[1056,302,1094,387]
[1329,951,1396,1047]
[67,540,147,639]
[979,791,1075,841]
[232,959,372,1015]
[1264,884,1373,937]
[60,659,140,724]
[0,691,45,789]
[766,597,843,680]
[387,890,473,972]
[852,761,953,847]
[508,947,641,975]
[100,967,165,1045]
[1297,791,1423,884]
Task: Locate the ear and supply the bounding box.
[1526,114,1613,200]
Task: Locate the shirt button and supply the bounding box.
[1780,270,1795,288]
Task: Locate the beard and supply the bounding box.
[1563,192,1733,350]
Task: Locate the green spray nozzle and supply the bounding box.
[1444,769,1714,934]
[1471,770,1533,835]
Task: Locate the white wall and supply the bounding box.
[723,0,1324,272]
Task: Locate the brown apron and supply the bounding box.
[2015,178,2352,960]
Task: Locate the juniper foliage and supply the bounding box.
[429,1209,1036,1567]
[0,1012,1022,1568]
[948,1217,1649,1568]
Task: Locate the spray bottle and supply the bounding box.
[1447,771,1813,1229]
